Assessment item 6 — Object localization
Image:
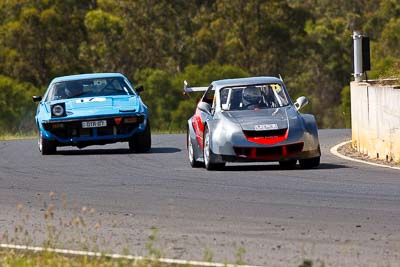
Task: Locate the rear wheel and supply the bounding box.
[129,120,151,153]
[203,127,225,170]
[38,131,56,155]
[188,133,202,167]
[299,157,320,169]
[279,159,297,169]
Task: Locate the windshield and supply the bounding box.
[220,83,289,111]
[45,77,135,101]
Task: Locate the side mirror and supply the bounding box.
[198,102,212,114]
[136,85,144,94]
[294,96,308,111]
[32,96,42,102]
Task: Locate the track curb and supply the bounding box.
[330,140,400,170]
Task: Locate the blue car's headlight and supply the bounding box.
[51,103,66,117]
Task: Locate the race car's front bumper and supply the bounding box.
[210,128,320,163]
[39,114,146,146]
[220,145,321,162]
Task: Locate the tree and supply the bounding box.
[80,8,124,72]
[0,1,94,87]
[0,75,39,132]
[1,0,399,132]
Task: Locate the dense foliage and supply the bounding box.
[1,0,399,132]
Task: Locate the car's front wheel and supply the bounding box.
[38,131,56,155]
[299,157,320,169]
[203,127,225,170]
[129,119,151,153]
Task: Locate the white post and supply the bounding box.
[353,31,363,82]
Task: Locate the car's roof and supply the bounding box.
[212,76,283,88]
[50,73,126,83]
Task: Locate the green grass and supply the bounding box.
[0,131,36,140]
[0,248,319,267]
[0,249,191,267]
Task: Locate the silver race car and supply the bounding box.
[185,76,321,170]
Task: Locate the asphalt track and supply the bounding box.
[1,129,400,266]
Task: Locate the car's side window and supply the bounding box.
[45,84,57,101]
[122,79,135,95]
[46,83,67,101]
[202,85,214,105]
[220,88,230,110]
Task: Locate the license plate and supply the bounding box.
[82,120,107,128]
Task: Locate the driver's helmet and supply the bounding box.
[242,86,262,105]
[65,81,83,97]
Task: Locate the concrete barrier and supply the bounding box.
[351,80,400,162]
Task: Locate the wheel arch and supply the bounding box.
[203,120,220,155]
[301,114,319,137]
[187,118,202,161]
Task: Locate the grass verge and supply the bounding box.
[0,192,255,267]
[0,249,192,267]
[0,131,36,140]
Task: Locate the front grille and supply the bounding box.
[256,146,283,156]
[44,115,143,140]
[244,128,287,138]
[97,126,114,136]
[234,142,304,159]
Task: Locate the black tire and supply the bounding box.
[129,119,151,153]
[299,157,320,169]
[187,132,203,168]
[279,159,297,169]
[38,131,56,155]
[203,127,225,170]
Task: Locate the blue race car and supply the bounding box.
[32,73,151,154]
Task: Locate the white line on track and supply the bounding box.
[330,140,400,170]
[0,243,263,267]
